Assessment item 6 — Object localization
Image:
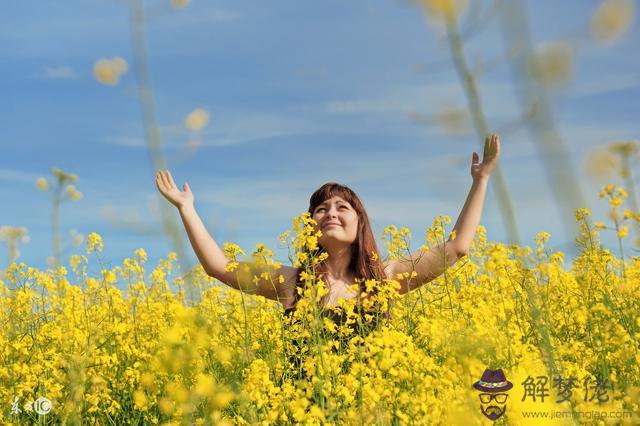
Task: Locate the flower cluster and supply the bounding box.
[1,186,639,424]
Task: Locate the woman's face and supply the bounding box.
[312,196,359,247]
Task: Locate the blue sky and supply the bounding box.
[1,0,638,275]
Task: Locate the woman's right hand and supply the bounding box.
[155,169,194,209]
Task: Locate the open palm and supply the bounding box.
[155,169,194,209]
[471,133,500,181]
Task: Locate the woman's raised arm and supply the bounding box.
[155,170,297,308]
[385,134,500,294]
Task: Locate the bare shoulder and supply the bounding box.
[382,259,397,280]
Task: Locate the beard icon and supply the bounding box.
[472,368,513,422]
[481,403,506,421]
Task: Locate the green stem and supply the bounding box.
[52,185,62,267]
[127,0,197,304]
[621,154,640,245]
[445,14,521,246]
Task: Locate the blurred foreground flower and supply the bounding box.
[584,146,620,180]
[590,0,635,44]
[184,108,210,131]
[528,42,573,88]
[94,57,129,86]
[69,229,85,247]
[170,0,191,9]
[436,106,471,136]
[0,226,29,264]
[414,0,468,22]
[38,167,84,267]
[65,184,84,201]
[36,177,49,191]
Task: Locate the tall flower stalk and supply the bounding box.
[416,1,521,245]
[498,0,588,250]
[0,226,29,265]
[127,0,196,303]
[36,168,83,268]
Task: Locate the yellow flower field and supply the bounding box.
[1,186,639,425]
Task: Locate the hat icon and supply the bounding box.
[472,368,513,393]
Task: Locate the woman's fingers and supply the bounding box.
[166,170,177,188]
[155,170,165,191]
[160,170,174,190]
[158,170,168,190]
[156,170,175,194]
[484,133,499,160]
[483,136,490,160]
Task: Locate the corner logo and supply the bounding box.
[472,368,513,421]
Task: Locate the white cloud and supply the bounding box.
[569,73,640,98]
[0,168,42,184]
[324,83,464,115]
[323,81,519,117]
[153,6,241,29]
[40,66,77,79]
[103,108,324,148]
[103,136,146,147]
[201,111,321,147]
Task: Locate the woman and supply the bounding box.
[155,134,500,314]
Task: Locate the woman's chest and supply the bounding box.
[323,281,360,308]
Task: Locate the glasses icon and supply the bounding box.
[479,393,508,404]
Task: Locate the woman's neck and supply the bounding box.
[320,244,354,281]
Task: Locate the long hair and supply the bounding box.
[292,182,385,309]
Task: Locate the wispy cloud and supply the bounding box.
[569,73,640,98]
[103,108,323,148]
[201,110,322,147]
[152,6,241,29]
[102,136,146,147]
[38,66,77,80]
[323,82,519,115]
[0,168,42,184]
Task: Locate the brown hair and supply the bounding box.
[292,182,386,309]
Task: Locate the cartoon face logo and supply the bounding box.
[478,392,508,420]
[472,368,513,421]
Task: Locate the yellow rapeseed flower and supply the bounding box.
[590,0,635,44]
[617,226,628,239]
[528,42,573,88]
[94,57,128,86]
[171,0,191,9]
[584,146,619,179]
[415,0,468,22]
[86,232,104,254]
[133,389,149,411]
[185,108,210,131]
[575,208,591,221]
[36,177,49,191]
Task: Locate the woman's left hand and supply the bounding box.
[471,133,500,181]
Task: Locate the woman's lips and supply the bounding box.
[323,223,341,228]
